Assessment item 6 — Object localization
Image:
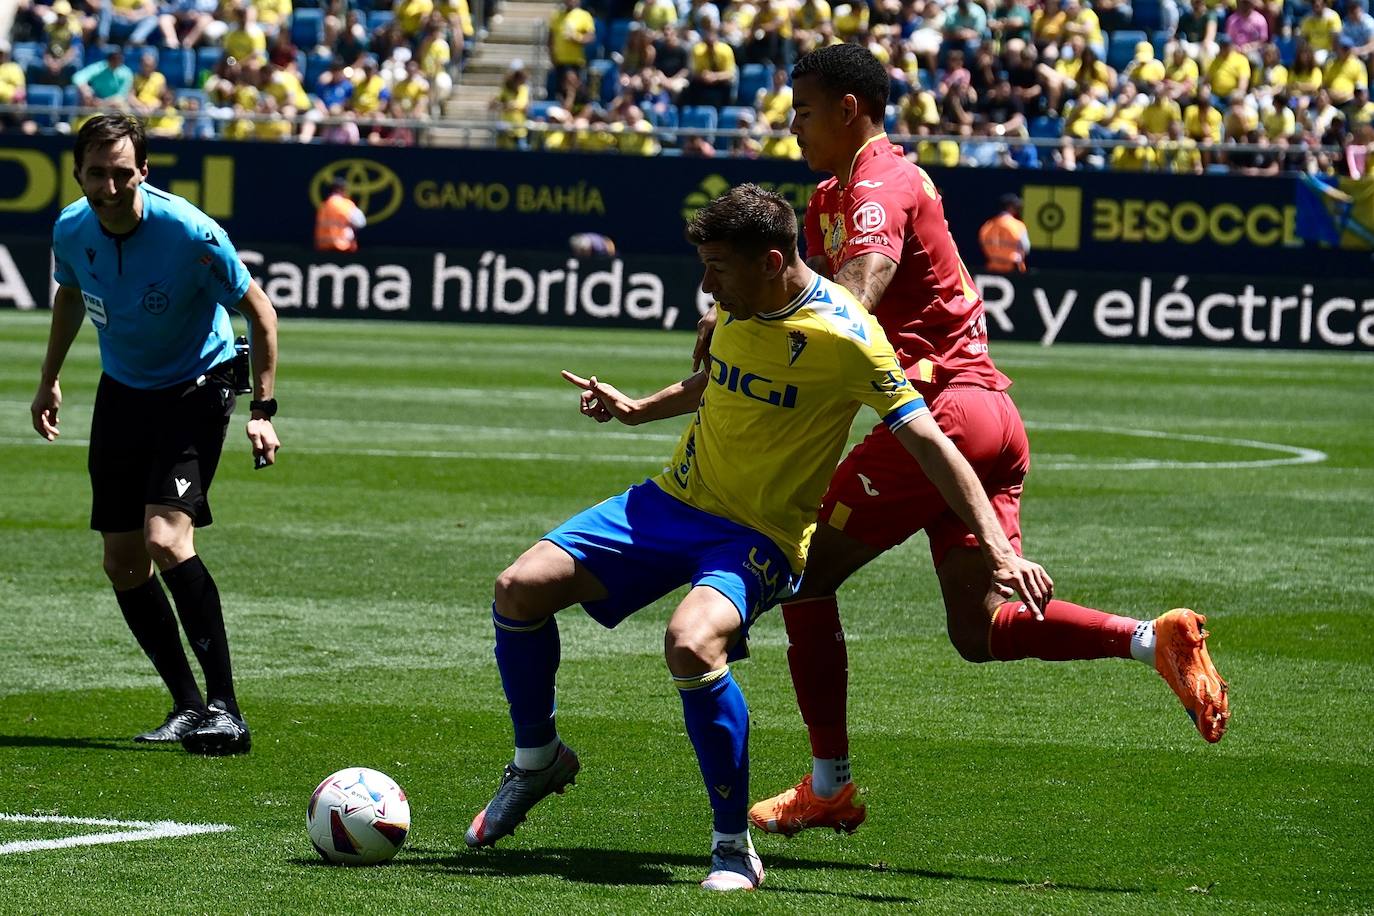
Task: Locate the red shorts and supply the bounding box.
[818,386,1029,567]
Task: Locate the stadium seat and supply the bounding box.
[1275,33,1297,66]
[593,17,609,58]
[25,84,63,127]
[717,104,753,150]
[588,58,619,105]
[606,18,633,58]
[884,103,898,133]
[62,84,81,108]
[1152,30,1171,58]
[11,41,43,69]
[736,62,773,106]
[157,47,195,88]
[679,103,718,149]
[527,99,558,120]
[1131,0,1164,31]
[1028,114,1064,138]
[292,8,325,48]
[365,10,394,33]
[196,45,222,76]
[1107,30,1148,71]
[304,51,333,88]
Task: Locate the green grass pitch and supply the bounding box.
[0,312,1370,914]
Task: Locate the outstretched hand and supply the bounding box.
[990,555,1054,620]
[561,370,641,425]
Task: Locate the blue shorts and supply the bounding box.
[544,480,799,639]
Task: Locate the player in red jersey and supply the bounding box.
[694,45,1230,837]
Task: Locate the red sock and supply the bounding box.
[781,596,849,759]
[988,600,1138,661]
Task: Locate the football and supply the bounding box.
[307,767,411,865]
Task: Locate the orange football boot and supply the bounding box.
[749,776,867,837]
[1154,608,1230,742]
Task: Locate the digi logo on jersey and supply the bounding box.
[708,356,800,408]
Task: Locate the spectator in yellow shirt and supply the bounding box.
[1254,43,1288,93]
[417,16,454,103]
[1289,43,1324,98]
[392,59,432,116]
[1162,43,1200,100]
[491,60,530,148]
[634,0,679,32]
[1222,91,1258,136]
[1111,130,1158,170]
[1300,0,1343,62]
[223,7,268,64]
[831,1,869,40]
[1184,90,1222,164]
[1323,37,1368,105]
[1032,0,1068,45]
[1124,41,1165,88]
[747,0,793,66]
[1205,35,1250,100]
[251,0,293,37]
[1062,0,1103,53]
[1261,91,1297,138]
[549,0,596,79]
[1139,92,1182,139]
[350,58,389,115]
[130,51,167,114]
[686,24,735,108]
[1162,121,1204,172]
[0,42,26,128]
[145,88,185,136]
[395,0,435,38]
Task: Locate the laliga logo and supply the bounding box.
[852,201,886,233]
[310,160,404,225]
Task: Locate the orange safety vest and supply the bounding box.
[315,194,361,252]
[978,212,1028,273]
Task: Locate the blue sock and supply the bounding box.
[677,667,749,834]
[493,605,560,750]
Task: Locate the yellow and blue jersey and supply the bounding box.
[653,273,928,573]
[52,183,250,390]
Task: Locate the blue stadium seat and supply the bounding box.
[1275,33,1297,66]
[12,41,43,69]
[1131,0,1164,31]
[1028,114,1063,138]
[25,84,63,127]
[127,45,159,65]
[593,17,609,58]
[717,104,753,150]
[679,104,718,134]
[588,58,619,105]
[63,84,82,108]
[196,45,222,77]
[1107,30,1148,71]
[1152,30,1171,58]
[157,47,195,87]
[175,87,207,106]
[365,10,393,33]
[645,104,678,128]
[304,51,333,88]
[884,103,898,133]
[528,99,558,120]
[292,8,325,48]
[606,18,633,58]
[736,62,773,106]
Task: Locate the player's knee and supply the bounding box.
[143,529,183,568]
[493,562,543,621]
[102,553,150,589]
[663,623,724,676]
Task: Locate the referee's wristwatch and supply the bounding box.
[249,398,278,420]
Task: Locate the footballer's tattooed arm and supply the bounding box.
[834,254,899,312]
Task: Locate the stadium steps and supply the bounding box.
[432,0,549,143]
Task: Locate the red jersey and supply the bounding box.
[804,136,1011,398]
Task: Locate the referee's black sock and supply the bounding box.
[162,556,240,718]
[114,577,205,712]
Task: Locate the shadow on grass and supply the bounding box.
[287,847,1143,901]
[0,734,153,752]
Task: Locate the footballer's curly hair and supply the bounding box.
[791,43,890,121]
[685,183,798,258]
[74,113,148,171]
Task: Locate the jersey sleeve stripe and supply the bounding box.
[882,398,929,431]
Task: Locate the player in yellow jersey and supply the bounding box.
[464,185,1052,892]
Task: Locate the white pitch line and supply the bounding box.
[0,813,233,855]
[0,422,1328,470]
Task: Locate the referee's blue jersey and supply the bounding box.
[52,183,252,390]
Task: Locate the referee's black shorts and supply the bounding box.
[88,365,237,533]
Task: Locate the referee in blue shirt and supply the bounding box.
[31,114,280,756]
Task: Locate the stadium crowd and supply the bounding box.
[2,0,1371,170]
[510,0,1372,171]
[0,0,481,142]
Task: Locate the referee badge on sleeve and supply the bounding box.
[81,291,108,329]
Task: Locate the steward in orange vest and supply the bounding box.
[978,193,1030,273]
[314,180,367,253]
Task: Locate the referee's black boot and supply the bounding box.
[134,707,206,744]
[181,700,251,756]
